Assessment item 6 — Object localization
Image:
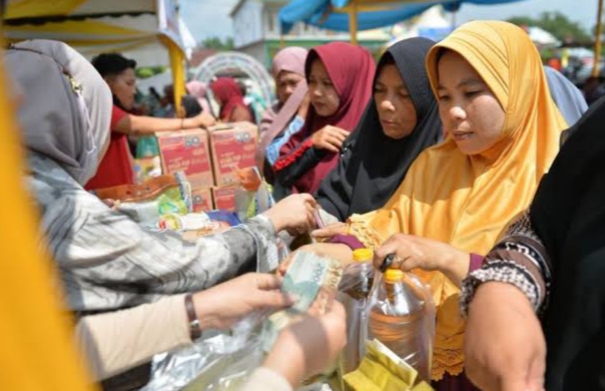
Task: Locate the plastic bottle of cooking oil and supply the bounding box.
[338,248,375,375]
[367,268,433,382]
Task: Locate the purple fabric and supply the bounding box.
[329,234,365,250]
[432,372,479,391]
[469,253,485,273]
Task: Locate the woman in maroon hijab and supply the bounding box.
[273,42,376,194]
[210,77,254,122]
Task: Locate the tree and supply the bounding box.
[135,66,168,79]
[507,12,591,44]
[197,37,234,51]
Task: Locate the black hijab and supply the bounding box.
[315,37,442,221]
[529,96,605,391]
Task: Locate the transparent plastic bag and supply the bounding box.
[95,172,192,227]
[142,313,264,391]
[337,261,375,374]
[143,252,342,391]
[234,167,276,221]
[349,270,435,388]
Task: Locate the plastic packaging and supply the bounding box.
[136,136,160,158]
[234,167,275,221]
[142,313,265,391]
[157,213,212,231]
[364,269,435,383]
[142,252,343,391]
[337,248,375,375]
[93,172,192,226]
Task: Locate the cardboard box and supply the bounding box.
[156,129,214,190]
[212,186,237,212]
[208,122,258,187]
[191,187,214,213]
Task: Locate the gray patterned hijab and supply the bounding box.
[6,39,112,185]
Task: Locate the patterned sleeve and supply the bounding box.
[461,210,552,316]
[30,154,282,314]
[57,208,279,313]
[265,115,305,165]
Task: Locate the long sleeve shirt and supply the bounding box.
[28,153,280,313]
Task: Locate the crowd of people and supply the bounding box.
[3,17,605,391]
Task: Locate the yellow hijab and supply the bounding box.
[348,21,567,380]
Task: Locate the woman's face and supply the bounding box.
[276,70,304,105]
[374,63,417,139]
[436,51,505,155]
[308,59,340,117]
[106,68,137,110]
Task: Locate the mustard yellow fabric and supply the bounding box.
[5,0,87,19]
[0,65,95,389]
[348,21,568,380]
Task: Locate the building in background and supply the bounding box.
[230,0,390,68]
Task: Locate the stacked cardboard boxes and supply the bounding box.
[157,122,258,212]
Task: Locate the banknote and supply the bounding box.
[262,250,343,351]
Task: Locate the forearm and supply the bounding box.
[63,213,276,311]
[275,144,323,188]
[127,115,198,135]
[75,294,190,381]
[239,367,294,391]
[262,344,305,389]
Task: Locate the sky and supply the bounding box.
[181,0,598,43]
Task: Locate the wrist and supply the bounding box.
[191,291,218,330]
[185,294,202,340]
[263,332,306,387]
[181,117,193,129]
[442,249,470,287]
[262,210,284,232]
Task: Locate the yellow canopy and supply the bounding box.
[4,0,187,116]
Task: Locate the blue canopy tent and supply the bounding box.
[279,0,527,44]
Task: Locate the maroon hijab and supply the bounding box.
[278,42,376,193]
[210,77,247,121]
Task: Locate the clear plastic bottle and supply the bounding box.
[338,248,375,375]
[367,268,433,382]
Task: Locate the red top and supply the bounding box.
[85,105,134,190]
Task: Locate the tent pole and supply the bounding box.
[161,36,186,119]
[593,0,604,77]
[349,0,358,45]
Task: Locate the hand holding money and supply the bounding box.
[263,251,343,350]
[191,273,294,330]
[262,301,347,388]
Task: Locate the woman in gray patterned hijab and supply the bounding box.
[9,40,112,184]
[7,39,315,313]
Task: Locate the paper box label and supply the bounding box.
[212,186,237,212]
[209,122,258,187]
[191,188,213,213]
[157,129,214,189]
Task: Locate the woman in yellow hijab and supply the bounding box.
[314,20,568,388]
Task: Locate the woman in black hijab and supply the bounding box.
[315,37,442,221]
[462,96,605,391]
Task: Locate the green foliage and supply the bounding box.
[507,12,591,43]
[135,66,167,79]
[198,37,235,51]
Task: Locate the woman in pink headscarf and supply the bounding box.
[257,47,309,191]
[186,80,212,115]
[210,77,254,123]
[273,42,375,194]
